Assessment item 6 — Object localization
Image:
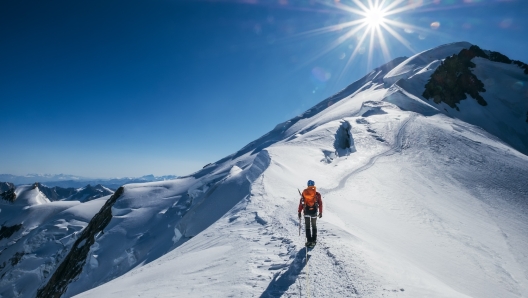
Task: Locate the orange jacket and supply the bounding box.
[298,187,323,214]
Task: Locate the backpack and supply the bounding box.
[302,186,318,210]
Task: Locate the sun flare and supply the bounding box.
[363,6,386,28]
[291,0,435,82]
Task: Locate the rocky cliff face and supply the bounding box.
[423,45,528,111]
[0,183,16,203]
[0,182,15,193]
[423,46,487,109]
[36,187,124,298]
[0,224,22,241]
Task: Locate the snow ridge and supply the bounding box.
[74,42,528,298]
[2,42,528,298]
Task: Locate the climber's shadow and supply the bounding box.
[259,247,311,298]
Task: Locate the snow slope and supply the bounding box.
[383,41,472,86]
[76,95,528,298]
[0,190,108,297]
[73,42,528,298]
[12,184,51,206]
[383,42,528,155]
[4,42,528,298]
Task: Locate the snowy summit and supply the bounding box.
[1,42,528,298]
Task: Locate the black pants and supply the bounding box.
[304,216,317,242]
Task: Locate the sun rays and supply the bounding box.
[289,0,437,84]
[330,0,427,76]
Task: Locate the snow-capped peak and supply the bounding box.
[383,41,473,86]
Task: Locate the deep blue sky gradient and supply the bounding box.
[1,0,527,177]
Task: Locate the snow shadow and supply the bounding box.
[322,121,357,163]
[361,108,387,117]
[260,248,311,298]
[334,120,356,156]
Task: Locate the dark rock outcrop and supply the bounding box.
[423,46,487,110]
[10,251,25,266]
[513,60,528,74]
[423,45,528,110]
[0,182,15,193]
[0,224,22,240]
[486,49,512,64]
[0,186,16,203]
[36,186,124,298]
[469,45,528,73]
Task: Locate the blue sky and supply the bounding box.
[1,0,527,178]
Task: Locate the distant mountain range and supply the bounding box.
[0,174,178,189]
[35,183,115,202]
[0,183,114,204]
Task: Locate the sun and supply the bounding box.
[363,6,387,28]
[289,0,435,81]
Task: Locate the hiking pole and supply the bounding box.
[297,189,302,237]
[299,216,301,236]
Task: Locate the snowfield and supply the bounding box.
[76,102,528,298]
[2,42,528,298]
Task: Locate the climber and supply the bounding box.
[298,180,323,247]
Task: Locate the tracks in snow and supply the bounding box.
[320,113,417,194]
[258,113,417,297]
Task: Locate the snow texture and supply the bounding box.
[75,42,527,298]
[2,42,528,298]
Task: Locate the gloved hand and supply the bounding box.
[298,212,302,219]
[318,213,322,218]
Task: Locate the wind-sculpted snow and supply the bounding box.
[227,57,406,162]
[383,41,472,86]
[44,149,273,297]
[0,197,106,298]
[12,184,51,205]
[0,182,113,297]
[37,188,124,298]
